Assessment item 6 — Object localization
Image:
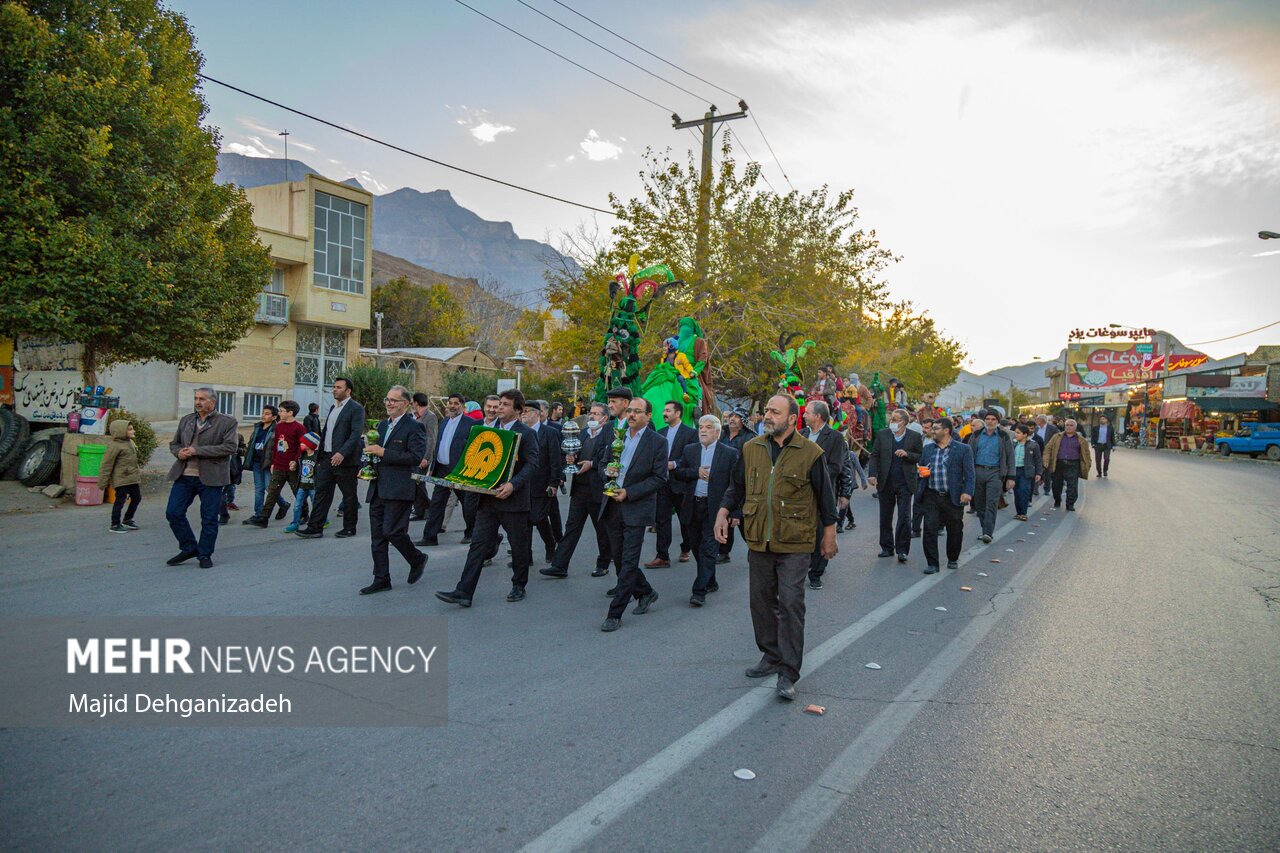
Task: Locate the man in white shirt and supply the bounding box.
[418,394,475,546]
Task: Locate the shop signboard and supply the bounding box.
[1163,376,1187,398]
[1067,343,1162,392]
[1191,376,1266,399]
[1135,343,1153,354]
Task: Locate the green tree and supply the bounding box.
[344,359,414,420]
[841,301,966,400]
[542,136,901,406]
[0,0,272,382]
[362,276,476,350]
[444,368,497,404]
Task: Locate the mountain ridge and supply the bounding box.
[215,152,575,297]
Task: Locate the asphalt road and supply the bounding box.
[1,449,1277,851]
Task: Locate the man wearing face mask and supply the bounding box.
[541,403,613,579]
[867,408,924,563]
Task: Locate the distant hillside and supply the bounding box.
[216,152,576,297]
[371,250,525,356]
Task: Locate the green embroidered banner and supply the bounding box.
[440,425,519,491]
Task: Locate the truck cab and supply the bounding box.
[1215,423,1280,461]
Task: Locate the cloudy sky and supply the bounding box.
[176,0,1280,373]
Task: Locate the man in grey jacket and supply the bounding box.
[802,400,852,588]
[966,410,1015,543]
[165,387,239,568]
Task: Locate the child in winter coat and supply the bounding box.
[97,420,142,532]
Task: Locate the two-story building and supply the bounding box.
[179,174,373,419]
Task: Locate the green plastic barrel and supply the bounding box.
[77,443,107,477]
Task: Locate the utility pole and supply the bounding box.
[672,102,749,298]
[279,130,290,182]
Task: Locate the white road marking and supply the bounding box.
[519,495,1049,853]
[749,492,1081,852]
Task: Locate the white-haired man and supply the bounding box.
[673,415,740,607]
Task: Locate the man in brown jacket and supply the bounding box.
[165,387,239,568]
[1042,418,1092,512]
[715,394,838,701]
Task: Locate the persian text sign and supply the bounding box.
[1067,343,1162,391]
[1191,376,1266,399]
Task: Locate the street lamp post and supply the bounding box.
[374,311,384,356]
[504,349,531,390]
[568,364,586,415]
[987,372,1018,417]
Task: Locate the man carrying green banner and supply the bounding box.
[436,388,541,608]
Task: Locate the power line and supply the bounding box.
[197,73,616,217]
[1186,319,1280,346]
[451,0,676,115]
[749,113,795,192]
[546,0,796,192]
[729,129,776,193]
[550,0,742,100]
[513,0,716,107]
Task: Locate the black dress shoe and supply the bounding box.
[745,660,781,678]
[716,554,730,564]
[897,554,908,564]
[335,528,357,538]
[408,513,424,522]
[460,536,472,545]
[166,551,197,566]
[776,675,797,701]
[434,589,472,607]
[539,568,568,578]
[360,579,392,595]
[420,537,439,547]
[878,550,893,558]
[242,516,266,527]
[218,515,229,525]
[197,556,213,569]
[606,586,618,596]
[275,501,290,520]
[923,564,940,574]
[705,581,719,593]
[591,567,609,577]
[295,529,323,539]
[690,593,705,607]
[506,585,526,602]
[600,617,621,632]
[1066,506,1075,512]
[809,577,823,590]
[911,530,921,538]
[633,590,658,614]
[407,553,427,585]
[947,560,960,570]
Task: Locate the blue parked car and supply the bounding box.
[1215,423,1280,461]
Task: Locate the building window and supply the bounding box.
[398,359,417,383]
[242,393,282,420]
[295,324,346,390]
[214,390,236,417]
[267,267,285,294]
[313,191,366,294]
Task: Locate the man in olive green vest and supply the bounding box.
[716,394,839,701]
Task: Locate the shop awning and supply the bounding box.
[1160,400,1199,419]
[1188,397,1275,413]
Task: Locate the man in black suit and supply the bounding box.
[296,376,365,539]
[521,400,564,564]
[535,400,566,542]
[1033,414,1058,495]
[802,400,853,589]
[419,393,476,546]
[600,397,667,632]
[359,385,428,595]
[647,400,698,568]
[867,407,925,563]
[673,414,739,606]
[435,388,540,607]
[409,392,439,522]
[541,402,613,579]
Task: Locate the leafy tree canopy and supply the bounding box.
[540,135,964,407]
[362,276,476,350]
[0,0,272,380]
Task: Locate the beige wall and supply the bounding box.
[181,175,372,416]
